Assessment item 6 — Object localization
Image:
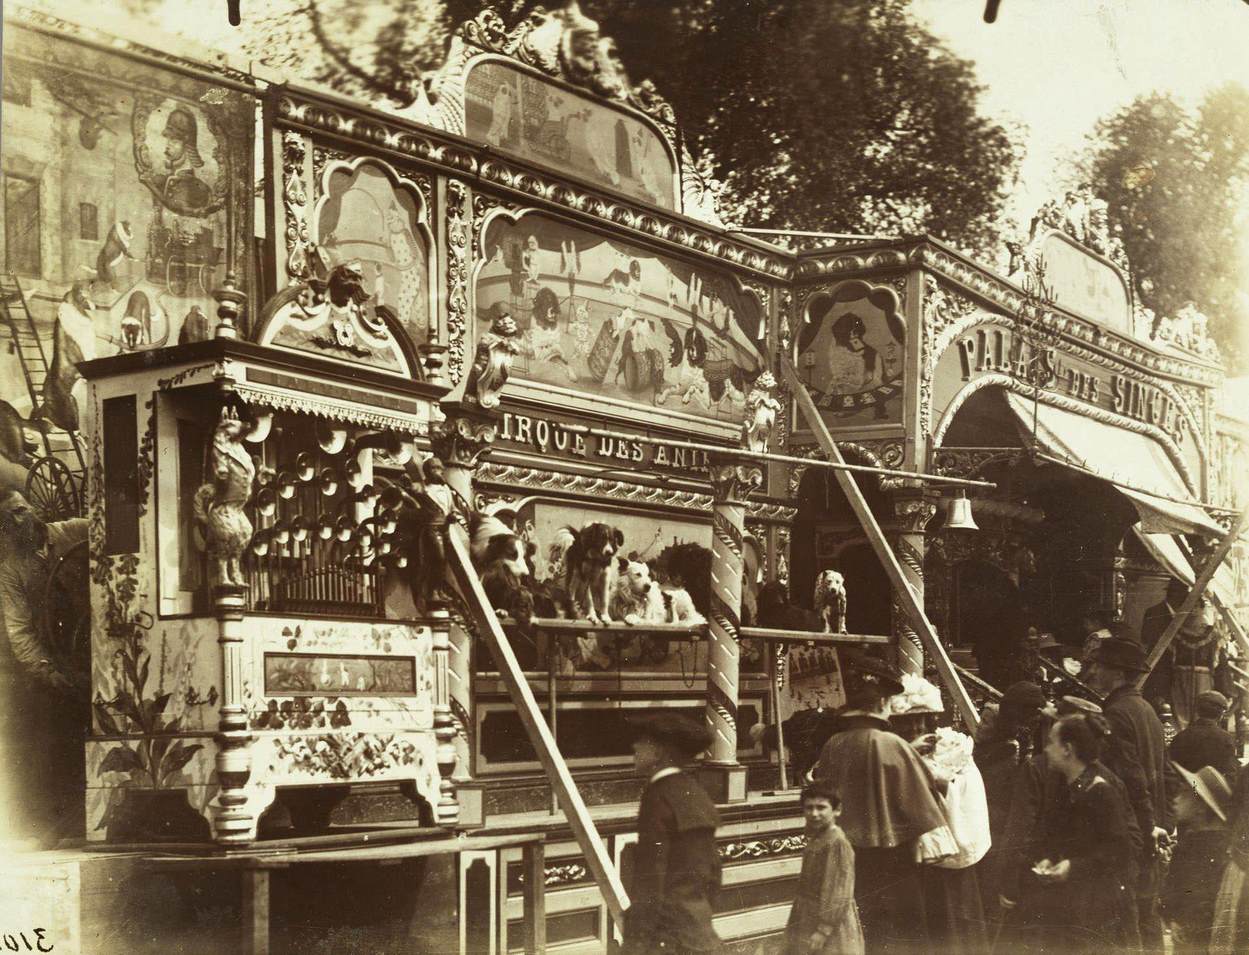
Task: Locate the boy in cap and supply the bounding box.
[1170,690,1240,782]
[623,712,722,954]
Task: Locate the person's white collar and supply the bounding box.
[649,766,682,785]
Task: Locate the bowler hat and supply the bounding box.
[1196,690,1230,720]
[629,712,712,759]
[1176,763,1233,823]
[1089,636,1150,673]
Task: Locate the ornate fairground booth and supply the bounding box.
[7,2,1245,952]
[784,199,1245,712]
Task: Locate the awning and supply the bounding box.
[1003,391,1225,537]
[1135,530,1236,607]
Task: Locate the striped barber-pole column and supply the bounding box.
[705,460,763,765]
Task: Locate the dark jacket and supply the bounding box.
[623,771,722,954]
[1161,826,1229,949]
[1170,718,1240,781]
[1102,684,1176,841]
[1034,766,1141,950]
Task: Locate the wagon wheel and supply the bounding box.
[25,455,82,521]
[41,538,90,680]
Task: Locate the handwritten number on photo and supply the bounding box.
[2,929,53,952]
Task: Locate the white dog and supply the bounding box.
[815,569,848,634]
[610,557,706,627]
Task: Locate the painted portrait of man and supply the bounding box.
[157,107,212,212]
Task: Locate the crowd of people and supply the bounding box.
[619,623,1249,955]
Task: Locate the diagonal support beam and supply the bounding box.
[1174,536,1249,663]
[782,358,980,730]
[1138,507,1249,687]
[444,521,629,923]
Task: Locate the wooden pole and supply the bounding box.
[1138,508,1249,687]
[1175,537,1249,661]
[782,358,981,730]
[768,648,789,790]
[445,522,629,922]
[521,841,547,955]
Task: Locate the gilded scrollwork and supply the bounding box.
[719,834,806,860]
[282,132,311,280]
[445,179,471,384]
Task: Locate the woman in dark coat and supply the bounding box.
[1031,712,1141,952]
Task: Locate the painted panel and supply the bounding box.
[795,282,905,429]
[477,212,766,424]
[0,26,252,508]
[465,59,676,209]
[1038,231,1132,334]
[315,160,430,349]
[264,652,417,696]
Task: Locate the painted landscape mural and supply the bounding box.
[477,212,767,424]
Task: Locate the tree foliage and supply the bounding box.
[1077,85,1249,370]
[234,0,1019,257]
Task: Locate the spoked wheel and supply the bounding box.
[25,455,82,521]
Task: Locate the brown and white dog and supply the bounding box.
[814,569,848,634]
[471,513,533,623]
[550,522,624,624]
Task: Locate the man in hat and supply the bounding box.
[811,652,955,952]
[622,712,722,954]
[1170,690,1240,781]
[1162,764,1233,950]
[1085,631,1178,954]
[159,107,211,210]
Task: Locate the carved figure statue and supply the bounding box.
[409,458,455,610]
[742,371,781,454]
[193,409,257,589]
[464,309,521,409]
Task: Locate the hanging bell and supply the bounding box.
[316,516,336,541]
[944,493,979,531]
[255,487,278,517]
[317,424,349,455]
[277,472,297,500]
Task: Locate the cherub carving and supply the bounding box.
[193,408,258,589]
[742,371,782,454]
[464,309,521,409]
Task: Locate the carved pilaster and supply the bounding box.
[445,180,470,384]
[429,606,460,826]
[702,452,762,803]
[429,403,499,509]
[891,493,940,678]
[208,585,268,842]
[282,131,311,280]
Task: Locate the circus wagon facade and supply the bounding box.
[1,3,1243,952]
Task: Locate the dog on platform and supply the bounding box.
[550,522,624,624]
[756,581,824,632]
[470,513,533,624]
[815,569,848,633]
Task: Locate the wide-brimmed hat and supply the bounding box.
[1056,695,1103,716]
[1176,764,1233,822]
[1088,636,1150,673]
[841,651,905,698]
[629,712,712,759]
[889,672,944,716]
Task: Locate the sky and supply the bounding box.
[911,0,1249,225]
